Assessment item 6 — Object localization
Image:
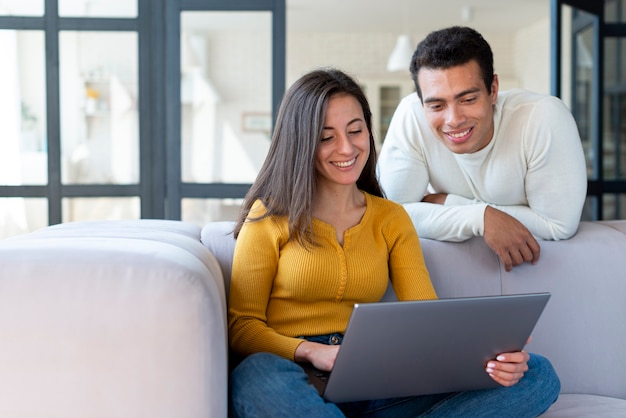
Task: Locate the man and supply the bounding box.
[378,26,587,271]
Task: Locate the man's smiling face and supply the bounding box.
[418,59,499,154]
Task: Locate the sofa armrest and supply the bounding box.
[0,220,228,417]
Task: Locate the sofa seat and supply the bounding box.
[543,394,626,417]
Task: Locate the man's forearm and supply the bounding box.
[402,201,487,241]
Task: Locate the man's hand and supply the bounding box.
[421,193,447,205]
[483,206,540,271]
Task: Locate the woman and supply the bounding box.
[228,68,560,417]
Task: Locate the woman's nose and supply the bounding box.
[336,133,354,153]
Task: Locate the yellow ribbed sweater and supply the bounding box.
[228,192,437,361]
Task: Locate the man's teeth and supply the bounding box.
[334,158,356,167]
[449,128,471,138]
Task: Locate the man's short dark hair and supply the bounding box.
[410,26,495,100]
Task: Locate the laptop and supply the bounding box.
[301,292,550,403]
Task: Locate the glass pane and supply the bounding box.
[379,86,401,143]
[0,197,47,239]
[605,0,618,23]
[602,194,626,220]
[605,38,617,87]
[62,197,140,222]
[622,38,626,84]
[574,25,595,180]
[0,0,43,16]
[0,30,47,186]
[59,0,137,18]
[180,12,272,185]
[603,93,626,181]
[182,198,243,227]
[59,31,138,185]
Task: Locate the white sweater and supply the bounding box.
[377,89,587,242]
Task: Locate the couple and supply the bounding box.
[228,26,585,417]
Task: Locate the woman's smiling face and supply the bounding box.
[418,59,499,154]
[315,93,370,188]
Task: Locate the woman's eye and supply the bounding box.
[349,130,362,135]
[321,136,333,142]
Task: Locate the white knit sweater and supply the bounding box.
[377,89,587,242]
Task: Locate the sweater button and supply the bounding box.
[330,335,340,345]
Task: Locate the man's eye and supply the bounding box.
[462,97,477,104]
[428,104,442,111]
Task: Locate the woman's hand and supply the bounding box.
[295,341,340,372]
[486,349,530,387]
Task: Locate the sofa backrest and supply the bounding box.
[199,221,505,299]
[201,220,626,400]
[200,222,238,295]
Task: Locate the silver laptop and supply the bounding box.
[302,293,550,403]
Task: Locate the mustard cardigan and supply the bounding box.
[228,192,437,360]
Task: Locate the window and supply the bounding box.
[0,0,286,239]
[553,0,626,220]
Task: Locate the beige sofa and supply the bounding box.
[202,219,626,417]
[0,219,625,417]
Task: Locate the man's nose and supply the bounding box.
[445,105,466,127]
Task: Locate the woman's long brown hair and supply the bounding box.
[233,68,384,246]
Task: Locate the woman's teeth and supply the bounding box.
[333,158,356,168]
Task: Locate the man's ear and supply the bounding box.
[490,74,499,104]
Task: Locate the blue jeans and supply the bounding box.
[230,334,560,417]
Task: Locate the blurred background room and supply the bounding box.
[1,0,623,238]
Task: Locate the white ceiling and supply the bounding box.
[287,0,550,35]
[183,0,551,38]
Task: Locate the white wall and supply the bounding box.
[287,25,550,94]
[283,22,551,148]
[514,18,551,95]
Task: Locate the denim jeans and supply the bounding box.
[230,333,560,417]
